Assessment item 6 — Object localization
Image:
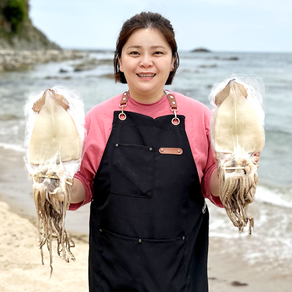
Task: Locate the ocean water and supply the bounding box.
[0,50,292,270]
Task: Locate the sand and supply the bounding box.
[0,200,88,292]
[0,146,291,291]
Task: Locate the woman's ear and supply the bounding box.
[118,58,123,72]
[171,55,176,71]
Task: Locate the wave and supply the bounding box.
[0,142,25,153]
[255,185,292,208]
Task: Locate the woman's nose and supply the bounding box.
[139,54,153,67]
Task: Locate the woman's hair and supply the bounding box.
[114,12,180,85]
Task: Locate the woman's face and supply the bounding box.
[119,28,175,103]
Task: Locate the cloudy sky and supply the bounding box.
[30,0,291,52]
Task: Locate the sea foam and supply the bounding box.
[0,142,25,153]
[255,185,292,208]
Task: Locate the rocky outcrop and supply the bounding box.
[191,48,211,53]
[0,1,89,71]
[0,50,86,71]
[0,0,60,50]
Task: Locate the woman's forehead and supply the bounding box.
[123,28,171,49]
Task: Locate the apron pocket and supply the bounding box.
[99,229,141,291]
[140,236,187,291]
[111,143,154,198]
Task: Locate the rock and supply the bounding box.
[0,50,86,72]
[73,58,101,72]
[231,281,248,286]
[97,59,113,65]
[45,76,72,80]
[191,47,211,53]
[228,57,239,61]
[100,73,115,79]
[199,64,217,68]
[212,56,239,61]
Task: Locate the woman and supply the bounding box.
[69,11,256,292]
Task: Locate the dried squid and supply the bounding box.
[210,77,265,234]
[24,88,84,274]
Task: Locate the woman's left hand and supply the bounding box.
[253,152,260,168]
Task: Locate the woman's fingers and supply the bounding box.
[253,152,260,168]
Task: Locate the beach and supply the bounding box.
[0,50,292,291]
[0,146,291,292]
[0,200,88,292]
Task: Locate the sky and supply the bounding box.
[29,0,292,52]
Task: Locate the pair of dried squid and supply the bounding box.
[212,79,265,234]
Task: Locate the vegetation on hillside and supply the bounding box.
[3,0,27,33]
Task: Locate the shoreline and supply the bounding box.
[0,146,292,291]
[0,49,87,72]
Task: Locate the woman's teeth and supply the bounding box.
[137,74,156,77]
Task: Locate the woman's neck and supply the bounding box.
[129,90,166,104]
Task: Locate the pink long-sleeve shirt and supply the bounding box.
[71,91,223,210]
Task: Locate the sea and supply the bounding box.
[0,50,292,273]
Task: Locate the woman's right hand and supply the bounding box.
[70,178,85,204]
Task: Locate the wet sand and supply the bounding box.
[0,146,291,291]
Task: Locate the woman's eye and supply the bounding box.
[154,51,163,55]
[130,51,139,55]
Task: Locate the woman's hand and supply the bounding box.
[70,178,85,204]
[253,152,260,168]
[213,152,260,168]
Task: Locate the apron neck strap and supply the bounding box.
[119,91,177,109]
[166,93,178,111]
[119,91,180,125]
[120,92,129,107]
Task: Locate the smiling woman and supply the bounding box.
[114,11,179,85]
[67,11,222,292]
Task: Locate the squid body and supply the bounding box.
[212,79,265,234]
[27,89,83,274]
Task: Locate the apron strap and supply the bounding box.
[119,91,180,125]
[167,93,177,110]
[166,92,180,126]
[118,92,129,121]
[120,92,129,106]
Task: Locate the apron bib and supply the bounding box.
[89,92,209,292]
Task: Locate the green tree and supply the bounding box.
[3,0,27,34]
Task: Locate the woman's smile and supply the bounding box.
[136,73,156,79]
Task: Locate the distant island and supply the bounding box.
[0,0,60,50]
[191,48,211,53]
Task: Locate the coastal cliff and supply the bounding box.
[0,0,87,71]
[0,0,60,50]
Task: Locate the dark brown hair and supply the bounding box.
[114,12,179,84]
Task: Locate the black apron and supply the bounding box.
[89,92,209,292]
